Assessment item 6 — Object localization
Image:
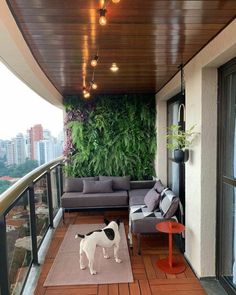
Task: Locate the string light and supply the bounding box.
[99,8,107,26]
[91,55,99,67]
[91,80,98,90]
[110,63,119,72]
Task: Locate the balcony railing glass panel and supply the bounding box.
[5,191,32,294]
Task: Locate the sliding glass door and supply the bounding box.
[218,57,236,294]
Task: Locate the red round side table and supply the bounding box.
[156,221,186,274]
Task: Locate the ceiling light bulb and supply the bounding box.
[84,92,90,98]
[112,0,120,3]
[91,55,99,67]
[92,82,98,90]
[82,87,87,94]
[91,59,98,67]
[99,15,107,26]
[110,63,119,72]
[99,8,107,26]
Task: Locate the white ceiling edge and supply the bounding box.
[0,1,63,109]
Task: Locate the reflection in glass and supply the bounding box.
[34,175,49,247]
[51,167,61,217]
[5,191,31,294]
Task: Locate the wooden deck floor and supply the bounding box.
[34,210,206,295]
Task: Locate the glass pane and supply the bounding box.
[223,73,236,179]
[34,175,49,247]
[221,182,236,285]
[50,167,60,218]
[5,191,32,294]
[167,101,180,195]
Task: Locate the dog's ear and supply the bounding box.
[116,218,121,227]
[104,218,110,225]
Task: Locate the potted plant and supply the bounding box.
[166,124,196,163]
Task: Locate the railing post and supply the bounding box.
[59,163,63,197]
[0,214,10,295]
[46,171,54,228]
[28,185,39,265]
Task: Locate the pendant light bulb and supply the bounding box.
[99,9,107,26]
[84,92,90,98]
[110,63,119,72]
[91,81,98,90]
[91,55,99,67]
[112,0,120,3]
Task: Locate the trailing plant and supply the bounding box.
[166,124,196,151]
[63,94,156,180]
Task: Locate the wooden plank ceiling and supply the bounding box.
[7,0,236,96]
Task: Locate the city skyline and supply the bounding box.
[0,62,63,140]
[0,123,63,167]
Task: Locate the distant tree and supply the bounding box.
[9,160,38,178]
[0,180,11,194]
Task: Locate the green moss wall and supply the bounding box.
[64,94,156,180]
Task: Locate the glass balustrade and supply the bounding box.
[0,158,64,295]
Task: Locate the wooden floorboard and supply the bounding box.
[34,210,206,295]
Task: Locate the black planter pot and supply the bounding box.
[174,149,189,163]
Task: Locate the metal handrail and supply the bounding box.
[0,156,64,216]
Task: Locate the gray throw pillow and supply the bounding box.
[154,179,166,193]
[159,189,179,219]
[64,176,98,192]
[144,188,161,211]
[83,180,113,194]
[99,176,130,190]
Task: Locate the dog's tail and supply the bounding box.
[75,233,85,239]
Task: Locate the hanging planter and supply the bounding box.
[167,125,196,163]
[174,149,189,163]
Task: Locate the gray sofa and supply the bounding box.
[61,176,181,253]
[61,176,130,216]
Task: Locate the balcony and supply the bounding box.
[1,1,236,295]
[0,160,206,295]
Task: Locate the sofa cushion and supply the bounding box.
[64,176,98,192]
[83,180,113,194]
[154,179,166,193]
[129,188,150,206]
[99,176,130,190]
[61,191,128,208]
[159,189,179,219]
[144,188,160,211]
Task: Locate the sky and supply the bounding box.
[0,62,63,140]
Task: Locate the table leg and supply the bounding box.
[169,232,172,268]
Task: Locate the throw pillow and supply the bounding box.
[159,189,179,219]
[99,176,130,190]
[83,180,113,194]
[64,176,98,192]
[144,188,161,211]
[154,179,166,193]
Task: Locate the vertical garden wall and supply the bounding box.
[64,94,156,180]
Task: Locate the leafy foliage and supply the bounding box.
[166,124,196,150]
[64,94,156,180]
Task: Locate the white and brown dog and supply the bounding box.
[75,218,122,275]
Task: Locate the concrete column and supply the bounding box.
[185,66,217,277]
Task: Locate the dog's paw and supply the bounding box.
[104,255,110,259]
[115,258,122,263]
[90,270,97,275]
[80,265,86,270]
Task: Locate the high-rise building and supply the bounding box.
[6,134,26,166]
[13,133,26,165]
[6,141,14,166]
[27,124,43,160]
[35,139,54,165]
